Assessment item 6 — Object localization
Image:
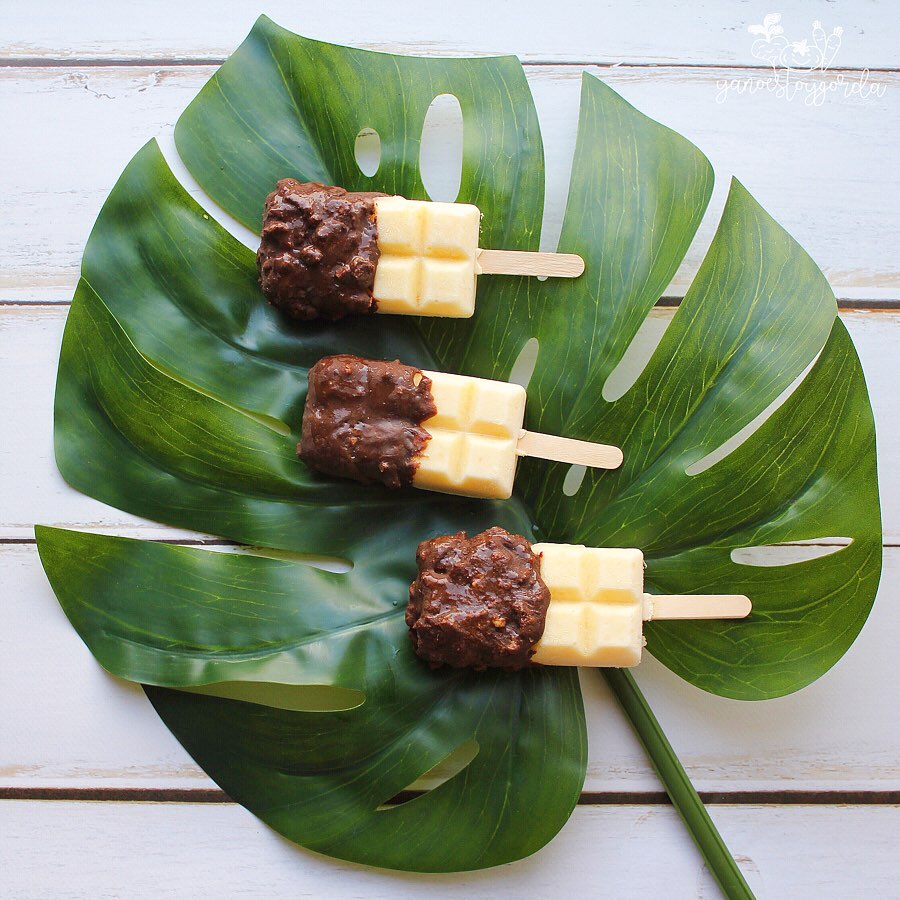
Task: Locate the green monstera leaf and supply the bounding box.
[38,15,880,874]
[36,526,583,872]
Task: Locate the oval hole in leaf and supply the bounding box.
[731,539,852,568]
[602,310,672,402]
[508,337,539,389]
[377,738,480,810]
[181,682,365,712]
[420,93,464,202]
[686,353,819,476]
[354,127,381,177]
[562,463,587,496]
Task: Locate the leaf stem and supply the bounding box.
[602,669,755,900]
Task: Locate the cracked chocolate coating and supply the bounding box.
[257,179,387,321]
[406,527,551,670]
[298,355,437,489]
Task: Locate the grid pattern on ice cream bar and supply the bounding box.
[535,545,645,604]
[372,197,480,317]
[411,371,526,499]
[530,545,645,667]
[413,430,519,499]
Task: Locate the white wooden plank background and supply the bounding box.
[2,802,898,898]
[2,65,898,303]
[1,2,898,895]
[2,0,898,67]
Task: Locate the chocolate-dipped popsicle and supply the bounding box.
[298,355,623,500]
[406,528,752,670]
[258,179,584,322]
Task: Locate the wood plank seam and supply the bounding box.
[8,539,893,548]
[2,58,898,74]
[6,298,899,311]
[2,787,898,805]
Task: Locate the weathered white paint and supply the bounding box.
[0,65,897,302]
[2,801,898,897]
[2,0,896,67]
[2,539,896,793]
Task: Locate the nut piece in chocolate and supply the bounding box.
[257,179,386,321]
[406,527,551,670]
[299,355,437,489]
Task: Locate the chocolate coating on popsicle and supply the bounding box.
[407,527,551,670]
[299,355,437,489]
[257,180,387,321]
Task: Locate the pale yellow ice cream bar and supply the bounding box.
[373,197,482,317]
[415,370,625,499]
[532,543,752,667]
[412,370,527,499]
[374,197,584,316]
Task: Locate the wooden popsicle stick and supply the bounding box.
[646,594,752,621]
[476,248,585,278]
[516,431,623,470]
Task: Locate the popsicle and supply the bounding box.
[299,355,623,500]
[257,180,584,321]
[406,528,751,670]
[530,543,750,667]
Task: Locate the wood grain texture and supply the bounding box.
[2,540,896,793]
[647,595,753,621]
[477,249,585,277]
[1,801,898,897]
[1,65,897,303]
[2,1,897,67]
[517,430,624,469]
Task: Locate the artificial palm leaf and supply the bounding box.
[39,15,880,873]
